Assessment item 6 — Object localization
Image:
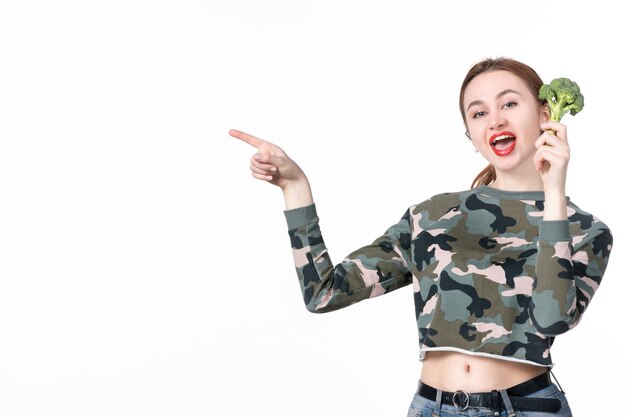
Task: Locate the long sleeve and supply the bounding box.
[530,219,613,336]
[284,204,414,313]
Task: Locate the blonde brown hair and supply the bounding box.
[459,57,545,188]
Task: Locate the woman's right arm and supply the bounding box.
[231,129,414,312]
[286,205,414,313]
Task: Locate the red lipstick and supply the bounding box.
[489,131,516,156]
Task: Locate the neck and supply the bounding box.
[490,165,543,192]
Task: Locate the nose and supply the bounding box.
[489,111,506,130]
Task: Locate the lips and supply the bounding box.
[489,131,516,156]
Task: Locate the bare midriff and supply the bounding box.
[420,351,547,392]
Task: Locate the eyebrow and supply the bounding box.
[465,89,521,112]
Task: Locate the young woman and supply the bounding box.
[230,57,612,416]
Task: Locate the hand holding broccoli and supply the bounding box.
[538,78,584,134]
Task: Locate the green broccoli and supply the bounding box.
[538,78,584,133]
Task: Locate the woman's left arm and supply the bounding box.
[530,222,612,336]
[531,121,613,335]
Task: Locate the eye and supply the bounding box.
[503,101,517,109]
[472,111,487,119]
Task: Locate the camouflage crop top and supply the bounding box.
[284,185,612,367]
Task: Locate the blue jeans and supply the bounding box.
[407,382,572,417]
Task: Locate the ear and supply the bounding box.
[539,103,550,123]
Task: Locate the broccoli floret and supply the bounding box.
[538,77,584,123]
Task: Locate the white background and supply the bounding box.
[0,1,623,416]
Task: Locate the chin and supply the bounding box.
[497,159,537,176]
[491,160,523,173]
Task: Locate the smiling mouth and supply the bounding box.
[490,132,516,156]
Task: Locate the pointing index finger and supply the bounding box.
[229,129,265,148]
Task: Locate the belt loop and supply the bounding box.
[498,389,516,417]
[491,390,500,416]
[432,389,442,417]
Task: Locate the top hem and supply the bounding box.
[419,346,554,368]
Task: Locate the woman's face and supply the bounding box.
[463,70,549,177]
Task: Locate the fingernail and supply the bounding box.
[270,167,277,172]
[253,154,261,160]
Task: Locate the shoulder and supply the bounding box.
[408,188,476,218]
[566,199,613,252]
[410,188,477,210]
[566,199,611,233]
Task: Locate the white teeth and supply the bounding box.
[491,134,514,145]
